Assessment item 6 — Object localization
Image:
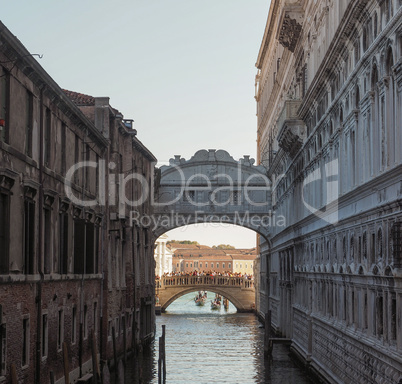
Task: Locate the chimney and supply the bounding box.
[94,97,110,139]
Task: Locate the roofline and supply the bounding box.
[255,1,279,70]
[0,21,109,148]
[132,135,157,162]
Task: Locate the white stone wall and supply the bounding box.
[154,234,173,277]
[256,0,402,382]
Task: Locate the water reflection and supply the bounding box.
[114,293,315,384]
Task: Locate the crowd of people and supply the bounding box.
[156,270,253,280]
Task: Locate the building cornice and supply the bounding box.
[299,1,402,120]
[0,21,109,149]
[132,136,157,163]
[256,1,280,70]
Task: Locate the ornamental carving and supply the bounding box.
[0,169,18,191]
[279,14,302,52]
[277,100,306,158]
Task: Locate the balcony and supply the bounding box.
[277,100,306,158]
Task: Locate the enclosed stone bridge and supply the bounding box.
[155,275,255,312]
[152,149,272,241]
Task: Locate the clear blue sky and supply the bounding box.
[2,0,270,248]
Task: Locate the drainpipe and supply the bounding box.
[79,219,86,377]
[35,85,45,384]
[99,146,107,381]
[132,226,137,351]
[79,161,88,377]
[99,213,105,383]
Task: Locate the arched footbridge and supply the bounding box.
[155,275,255,313]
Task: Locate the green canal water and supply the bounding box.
[117,292,317,384]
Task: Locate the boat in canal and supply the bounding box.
[211,294,222,310]
[211,300,221,310]
[194,291,207,306]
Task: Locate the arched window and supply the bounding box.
[377,228,383,258]
[370,63,380,173]
[391,222,402,268]
[355,85,360,108]
[333,238,337,261]
[350,235,355,261]
[326,240,330,260]
[363,232,367,260]
[371,63,380,174]
[363,25,368,52]
[370,232,376,266]
[351,130,356,185]
[385,47,396,167]
[343,236,347,261]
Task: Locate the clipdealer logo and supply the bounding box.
[301,158,339,225]
[63,157,340,229]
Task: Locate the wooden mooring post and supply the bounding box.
[112,326,118,382]
[63,342,70,383]
[49,370,55,384]
[91,330,100,384]
[10,364,18,384]
[264,310,273,358]
[158,325,166,384]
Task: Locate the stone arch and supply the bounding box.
[357,265,365,275]
[384,265,394,276]
[153,220,272,248]
[372,264,380,275]
[160,286,248,312]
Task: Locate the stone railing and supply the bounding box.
[156,275,254,290]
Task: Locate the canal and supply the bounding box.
[116,293,316,383]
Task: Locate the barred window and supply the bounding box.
[363,232,367,260]
[391,222,402,268]
[377,228,383,257]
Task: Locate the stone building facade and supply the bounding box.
[169,243,257,275]
[255,1,402,383]
[64,90,157,368]
[154,234,173,278]
[0,21,156,383]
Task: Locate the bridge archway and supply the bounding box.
[156,274,256,313]
[160,287,245,312]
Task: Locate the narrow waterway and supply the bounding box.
[117,293,316,384]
